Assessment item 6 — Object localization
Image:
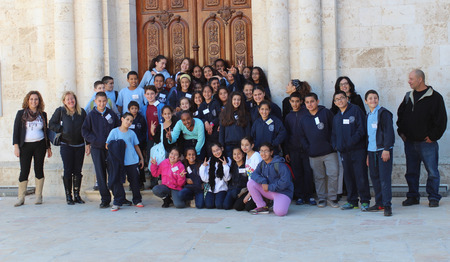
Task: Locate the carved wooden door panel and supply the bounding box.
[136,0,252,78]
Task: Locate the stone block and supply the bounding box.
[381,5,415,25]
[18,27,37,43]
[372,25,406,46]
[424,23,448,45]
[359,7,382,26]
[439,45,450,66]
[385,46,417,68]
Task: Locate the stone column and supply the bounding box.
[74,0,104,104]
[266,0,290,105]
[54,0,76,95]
[291,0,324,100]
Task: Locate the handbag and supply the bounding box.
[48,107,63,146]
[148,125,166,170]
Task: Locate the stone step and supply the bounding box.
[84,189,156,202]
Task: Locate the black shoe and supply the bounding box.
[429,199,439,207]
[384,206,392,216]
[367,205,383,212]
[402,197,420,206]
[162,197,172,208]
[123,199,132,206]
[99,202,110,208]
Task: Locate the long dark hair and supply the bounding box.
[176,74,194,93]
[220,92,249,127]
[291,79,312,98]
[334,76,356,95]
[203,65,219,81]
[252,85,271,107]
[182,147,200,169]
[208,143,225,191]
[251,67,269,89]
[149,55,168,72]
[179,57,193,74]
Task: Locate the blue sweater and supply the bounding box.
[250,102,282,123]
[299,106,335,157]
[331,103,366,152]
[138,69,171,89]
[283,107,309,153]
[219,112,251,146]
[251,156,293,199]
[251,116,286,151]
[81,107,120,149]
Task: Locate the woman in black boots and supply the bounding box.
[13,91,52,206]
[49,91,87,205]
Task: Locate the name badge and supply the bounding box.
[234,115,238,120]
[239,168,246,174]
[187,166,192,174]
[266,118,273,125]
[343,119,350,125]
[130,124,135,129]
[105,114,111,120]
[372,123,377,129]
[154,101,160,107]
[185,93,192,99]
[159,93,166,98]
[193,111,198,116]
[171,166,179,172]
[315,117,320,125]
[203,108,210,115]
[132,94,139,100]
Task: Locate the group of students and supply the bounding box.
[13,55,446,217]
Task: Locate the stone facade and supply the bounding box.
[0,0,449,196]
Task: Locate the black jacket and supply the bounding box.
[49,107,87,145]
[13,109,50,149]
[107,139,126,188]
[299,106,335,157]
[397,87,447,142]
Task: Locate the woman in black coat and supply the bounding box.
[330,76,365,115]
[13,90,52,207]
[49,91,87,205]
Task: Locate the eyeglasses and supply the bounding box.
[339,82,349,87]
[334,97,347,102]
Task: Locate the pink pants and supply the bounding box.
[247,179,291,216]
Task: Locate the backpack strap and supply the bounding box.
[114,90,118,103]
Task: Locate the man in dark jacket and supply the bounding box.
[397,69,447,207]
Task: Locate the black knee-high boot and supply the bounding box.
[63,176,75,205]
[73,175,85,204]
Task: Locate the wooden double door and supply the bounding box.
[136,0,253,77]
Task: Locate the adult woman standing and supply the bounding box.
[49,91,87,205]
[13,91,52,206]
[138,55,171,89]
[282,79,311,120]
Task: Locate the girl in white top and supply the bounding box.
[199,142,231,209]
[232,136,262,211]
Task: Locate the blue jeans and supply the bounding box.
[223,187,243,210]
[341,149,371,206]
[152,185,186,208]
[368,150,393,207]
[60,144,85,179]
[179,188,205,209]
[404,140,441,201]
[204,191,227,209]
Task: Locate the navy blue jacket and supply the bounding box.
[251,156,293,199]
[250,102,282,123]
[184,163,203,193]
[82,107,120,149]
[299,106,335,157]
[107,139,126,188]
[130,113,147,144]
[156,89,169,104]
[283,107,309,153]
[198,100,221,141]
[167,90,192,108]
[219,112,251,146]
[331,103,366,152]
[229,162,247,189]
[368,107,395,151]
[251,116,286,151]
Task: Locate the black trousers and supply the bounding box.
[19,139,46,182]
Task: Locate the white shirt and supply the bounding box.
[245,152,262,179]
[199,158,231,193]
[25,116,45,142]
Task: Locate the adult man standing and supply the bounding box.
[397,69,447,207]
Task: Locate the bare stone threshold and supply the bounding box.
[0,186,35,197]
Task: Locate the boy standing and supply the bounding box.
[116,71,146,115]
[331,91,371,211]
[365,90,394,216]
[102,76,118,103]
[154,74,169,104]
[106,112,145,211]
[82,92,120,208]
[85,81,120,116]
[283,92,316,206]
[128,101,147,190]
[299,93,339,208]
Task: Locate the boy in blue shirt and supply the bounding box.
[128,101,147,190]
[81,92,120,208]
[102,76,118,103]
[85,80,120,117]
[106,112,145,211]
[365,90,394,216]
[331,91,371,211]
[116,71,146,115]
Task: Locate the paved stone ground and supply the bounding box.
[1,196,449,262]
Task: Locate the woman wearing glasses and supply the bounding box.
[330,76,365,115]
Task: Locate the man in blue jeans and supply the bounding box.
[397,69,447,207]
